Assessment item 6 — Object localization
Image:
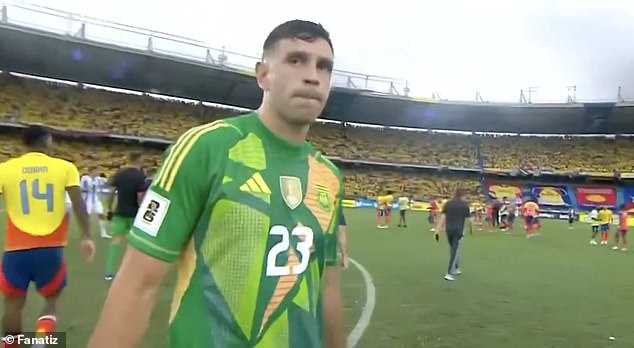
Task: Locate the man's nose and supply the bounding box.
[302,66,320,86]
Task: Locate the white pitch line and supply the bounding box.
[347,258,376,348]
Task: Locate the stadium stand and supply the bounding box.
[343,167,482,201]
[0,74,631,200]
[0,133,163,176]
[479,135,618,173]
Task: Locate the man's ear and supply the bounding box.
[255,61,269,91]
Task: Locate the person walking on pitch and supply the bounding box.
[104,152,147,280]
[613,205,628,251]
[397,194,410,227]
[588,207,600,244]
[435,188,472,281]
[597,206,613,246]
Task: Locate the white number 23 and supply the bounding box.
[265,225,314,277]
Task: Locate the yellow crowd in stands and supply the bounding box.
[479,136,618,173]
[0,133,163,175]
[0,133,479,200]
[343,167,481,201]
[0,75,632,199]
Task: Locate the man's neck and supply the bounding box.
[256,106,309,144]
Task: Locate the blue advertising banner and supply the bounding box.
[621,186,634,211]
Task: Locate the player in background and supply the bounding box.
[397,194,410,228]
[486,201,494,232]
[64,192,72,215]
[89,20,345,348]
[475,203,485,231]
[492,198,501,229]
[515,195,523,213]
[587,207,600,245]
[522,199,540,238]
[384,190,394,226]
[104,152,147,280]
[81,170,111,239]
[506,202,517,233]
[429,197,439,232]
[339,208,349,269]
[376,191,393,228]
[0,126,95,347]
[376,193,386,228]
[597,206,613,246]
[613,205,628,251]
[499,197,510,231]
[567,206,575,229]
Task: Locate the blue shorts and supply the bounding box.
[601,224,610,232]
[525,216,535,225]
[0,247,66,297]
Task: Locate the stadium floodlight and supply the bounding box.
[522,85,577,104]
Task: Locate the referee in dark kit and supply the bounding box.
[435,188,473,281]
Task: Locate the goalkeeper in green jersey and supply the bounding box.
[88,20,345,348]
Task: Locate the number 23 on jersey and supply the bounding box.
[265,225,314,277]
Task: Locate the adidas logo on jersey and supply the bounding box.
[240,172,271,194]
[240,172,272,204]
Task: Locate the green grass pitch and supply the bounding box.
[0,207,632,347]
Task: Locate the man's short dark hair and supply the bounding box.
[22,125,51,148]
[454,188,465,199]
[128,151,142,162]
[263,20,333,56]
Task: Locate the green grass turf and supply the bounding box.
[0,206,632,347]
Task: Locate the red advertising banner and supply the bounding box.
[575,186,616,207]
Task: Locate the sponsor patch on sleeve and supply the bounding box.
[133,190,170,237]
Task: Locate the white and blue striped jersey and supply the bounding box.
[80,175,102,205]
[587,209,599,226]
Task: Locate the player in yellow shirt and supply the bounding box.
[0,126,95,345]
[598,206,613,246]
[376,191,394,228]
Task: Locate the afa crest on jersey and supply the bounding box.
[280,176,302,210]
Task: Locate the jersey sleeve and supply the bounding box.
[65,163,80,187]
[324,170,344,267]
[128,123,233,262]
[0,162,4,193]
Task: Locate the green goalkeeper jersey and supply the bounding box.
[129,112,343,348]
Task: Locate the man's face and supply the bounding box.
[257,37,334,126]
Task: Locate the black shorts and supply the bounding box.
[400,209,406,217]
[568,217,574,223]
[592,225,599,232]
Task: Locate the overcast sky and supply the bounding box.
[7,0,634,103]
